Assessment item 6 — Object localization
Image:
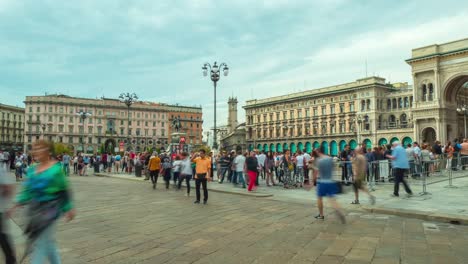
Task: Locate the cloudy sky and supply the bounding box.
[1,0,468,135]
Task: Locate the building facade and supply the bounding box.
[24,95,203,154]
[167,106,203,146]
[244,77,414,155]
[243,37,468,155]
[0,103,25,151]
[220,97,246,152]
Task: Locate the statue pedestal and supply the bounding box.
[170,132,187,144]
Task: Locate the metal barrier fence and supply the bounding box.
[334,154,468,195]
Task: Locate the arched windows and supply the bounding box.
[421,83,434,101]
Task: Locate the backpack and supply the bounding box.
[454,143,462,152]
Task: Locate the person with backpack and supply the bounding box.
[453,139,461,171]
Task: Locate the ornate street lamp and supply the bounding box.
[76,110,91,154]
[457,105,468,138]
[202,62,229,150]
[119,93,138,151]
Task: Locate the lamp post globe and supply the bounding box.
[119,93,138,151]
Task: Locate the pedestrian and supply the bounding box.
[147,152,161,189]
[445,141,454,170]
[340,145,351,185]
[114,153,121,174]
[281,150,294,188]
[8,140,75,263]
[313,147,346,223]
[303,151,311,184]
[295,150,305,187]
[257,151,266,180]
[62,152,70,176]
[173,155,182,189]
[245,151,259,192]
[178,152,193,196]
[161,154,172,189]
[14,152,23,182]
[122,153,128,173]
[420,144,432,178]
[217,152,230,184]
[233,150,246,188]
[191,150,211,204]
[386,141,413,197]
[460,138,468,170]
[351,147,376,205]
[0,164,16,264]
[265,151,276,186]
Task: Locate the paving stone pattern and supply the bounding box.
[10,176,468,264]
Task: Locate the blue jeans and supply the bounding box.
[63,164,69,176]
[233,171,246,187]
[32,225,61,264]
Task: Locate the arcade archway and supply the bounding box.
[421,127,436,145]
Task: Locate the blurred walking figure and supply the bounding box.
[161,154,172,189]
[8,140,75,264]
[387,141,413,197]
[0,165,16,264]
[245,151,258,192]
[445,141,454,170]
[147,152,161,190]
[351,147,376,205]
[178,152,192,196]
[313,147,346,224]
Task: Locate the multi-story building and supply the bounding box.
[167,106,203,146]
[24,95,203,154]
[244,37,468,155]
[244,77,414,155]
[0,103,25,151]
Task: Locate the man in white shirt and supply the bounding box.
[295,151,305,186]
[0,165,16,263]
[233,151,246,188]
[256,151,266,180]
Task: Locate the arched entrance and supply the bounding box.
[305,142,312,153]
[270,143,275,152]
[249,144,254,151]
[290,143,297,153]
[276,143,282,153]
[421,127,436,145]
[257,144,262,151]
[297,142,304,152]
[330,141,338,156]
[444,75,468,140]
[390,137,399,144]
[339,140,346,152]
[283,143,289,151]
[263,144,269,152]
[349,140,357,150]
[378,138,388,146]
[313,141,320,151]
[402,136,413,146]
[363,138,372,149]
[321,141,329,155]
[104,138,116,154]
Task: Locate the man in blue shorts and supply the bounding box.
[313,147,346,223]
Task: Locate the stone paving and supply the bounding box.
[96,170,468,223]
[7,176,468,263]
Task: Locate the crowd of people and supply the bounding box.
[1,137,467,263]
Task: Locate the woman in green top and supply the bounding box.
[9,140,75,264]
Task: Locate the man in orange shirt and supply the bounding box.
[148,152,161,189]
[191,149,211,204]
